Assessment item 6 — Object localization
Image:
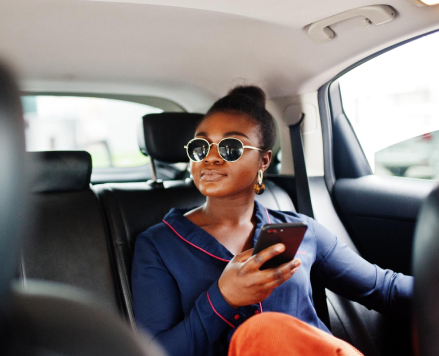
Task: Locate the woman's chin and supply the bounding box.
[196,182,254,200]
[197,182,228,198]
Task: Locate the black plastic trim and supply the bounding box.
[318,82,336,193]
[334,176,435,221]
[330,82,372,179]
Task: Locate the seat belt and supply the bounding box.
[289,114,331,330]
[288,113,314,218]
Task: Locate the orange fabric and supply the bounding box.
[229,312,363,356]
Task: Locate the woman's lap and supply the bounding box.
[229,312,363,356]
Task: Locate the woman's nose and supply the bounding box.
[204,143,224,164]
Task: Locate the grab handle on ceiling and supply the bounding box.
[308,5,396,43]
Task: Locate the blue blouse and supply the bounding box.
[132,201,413,356]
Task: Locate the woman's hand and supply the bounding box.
[218,244,301,309]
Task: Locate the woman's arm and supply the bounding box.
[310,218,413,317]
[132,231,302,356]
[132,233,238,356]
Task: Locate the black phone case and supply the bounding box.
[252,222,307,270]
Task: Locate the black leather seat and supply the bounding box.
[0,60,165,356]
[412,184,439,356]
[21,150,127,317]
[95,112,296,328]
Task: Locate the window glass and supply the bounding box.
[22,96,163,169]
[338,31,439,179]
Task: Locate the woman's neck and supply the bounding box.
[184,193,257,254]
[201,194,255,227]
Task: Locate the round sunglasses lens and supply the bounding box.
[218,138,244,161]
[188,139,209,161]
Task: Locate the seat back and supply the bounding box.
[412,184,439,356]
[6,281,166,356]
[22,151,124,316]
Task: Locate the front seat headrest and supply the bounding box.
[28,151,92,193]
[140,112,204,163]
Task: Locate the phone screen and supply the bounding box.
[252,222,307,270]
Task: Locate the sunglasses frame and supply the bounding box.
[184,137,263,162]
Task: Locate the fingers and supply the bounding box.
[262,258,301,282]
[234,248,254,262]
[263,259,301,289]
[243,243,285,271]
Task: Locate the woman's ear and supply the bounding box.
[260,150,272,172]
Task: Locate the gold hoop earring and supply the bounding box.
[254,169,265,195]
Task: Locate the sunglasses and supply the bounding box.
[184,137,263,162]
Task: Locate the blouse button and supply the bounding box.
[234,314,240,320]
[254,310,259,315]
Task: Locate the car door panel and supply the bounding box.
[333,168,435,275]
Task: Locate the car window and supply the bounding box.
[22,95,163,169]
[338,31,439,180]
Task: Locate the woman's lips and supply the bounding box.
[200,170,227,182]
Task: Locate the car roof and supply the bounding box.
[1,0,438,111]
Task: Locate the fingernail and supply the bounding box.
[275,244,285,252]
[290,259,300,268]
[292,261,299,268]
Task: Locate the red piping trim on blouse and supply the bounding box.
[265,208,271,224]
[207,291,235,329]
[163,220,230,262]
[260,210,268,312]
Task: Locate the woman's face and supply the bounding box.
[190,112,272,199]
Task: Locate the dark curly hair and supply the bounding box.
[201,85,276,152]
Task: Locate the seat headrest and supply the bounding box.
[28,151,92,193]
[139,112,204,163]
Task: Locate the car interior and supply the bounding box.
[1,0,439,355]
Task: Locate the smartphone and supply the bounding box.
[252,222,307,270]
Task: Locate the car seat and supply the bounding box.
[0,59,166,356]
[412,184,439,356]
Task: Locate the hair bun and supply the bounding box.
[228,85,266,108]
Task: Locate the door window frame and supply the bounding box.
[318,29,439,193]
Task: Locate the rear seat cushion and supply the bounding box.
[95,181,205,286]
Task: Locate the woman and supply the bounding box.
[132,86,413,356]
